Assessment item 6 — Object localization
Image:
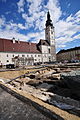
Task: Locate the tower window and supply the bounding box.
[51,31,53,34]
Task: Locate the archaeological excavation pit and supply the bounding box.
[0,64,80,118]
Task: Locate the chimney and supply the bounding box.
[12,37,15,43]
[18,39,20,44]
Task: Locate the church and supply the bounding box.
[0,12,56,66]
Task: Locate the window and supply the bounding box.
[31,55,33,57]
[13,55,14,57]
[35,59,37,61]
[38,55,40,57]
[7,54,8,57]
[27,55,29,57]
[49,57,51,62]
[51,31,53,34]
[7,60,9,62]
[46,32,48,35]
[22,55,25,57]
[48,48,50,53]
[35,55,36,57]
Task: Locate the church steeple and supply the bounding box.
[46,11,53,27]
[45,11,56,62]
[45,11,55,45]
[47,11,51,21]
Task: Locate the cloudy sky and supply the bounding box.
[0,0,80,52]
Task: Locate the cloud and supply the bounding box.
[73,34,80,40]
[17,0,25,13]
[26,0,42,14]
[1,0,7,2]
[55,10,80,48]
[0,30,28,41]
[0,15,44,43]
[44,0,62,23]
[0,0,80,51]
[67,3,71,8]
[17,23,26,30]
[0,28,44,43]
[21,0,62,32]
[0,16,26,31]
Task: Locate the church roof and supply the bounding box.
[38,39,49,46]
[0,38,40,53]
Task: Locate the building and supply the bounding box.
[57,47,80,62]
[0,12,56,66]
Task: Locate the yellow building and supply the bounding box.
[57,47,80,62]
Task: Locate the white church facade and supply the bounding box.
[0,12,56,66]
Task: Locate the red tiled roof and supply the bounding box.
[0,38,40,53]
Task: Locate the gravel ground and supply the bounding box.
[0,87,51,120]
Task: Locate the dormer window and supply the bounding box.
[43,42,45,45]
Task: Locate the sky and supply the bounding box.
[0,0,80,52]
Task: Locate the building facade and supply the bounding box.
[57,47,80,62]
[0,12,56,66]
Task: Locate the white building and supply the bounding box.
[0,12,56,66]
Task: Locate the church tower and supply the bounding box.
[45,11,56,61]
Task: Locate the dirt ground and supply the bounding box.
[0,69,36,79]
[0,67,47,79]
[0,70,28,79]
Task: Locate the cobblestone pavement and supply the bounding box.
[0,87,51,120]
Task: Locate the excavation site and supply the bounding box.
[0,63,80,120]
